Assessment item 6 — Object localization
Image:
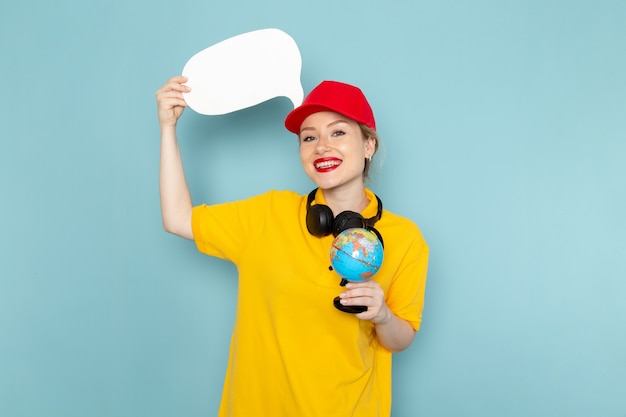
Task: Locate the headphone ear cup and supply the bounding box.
[332,211,366,236]
[306,204,334,237]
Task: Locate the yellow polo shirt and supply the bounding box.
[192,189,429,417]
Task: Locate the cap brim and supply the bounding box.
[284,104,333,134]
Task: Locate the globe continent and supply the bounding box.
[329,228,384,282]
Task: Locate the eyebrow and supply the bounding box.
[299,119,350,134]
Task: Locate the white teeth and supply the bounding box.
[316,160,341,169]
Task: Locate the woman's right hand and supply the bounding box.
[155,76,190,128]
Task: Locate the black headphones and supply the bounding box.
[305,188,384,246]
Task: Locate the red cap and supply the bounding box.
[284,80,376,134]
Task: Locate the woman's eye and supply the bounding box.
[301,136,316,142]
[332,130,345,137]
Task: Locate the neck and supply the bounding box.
[321,184,369,216]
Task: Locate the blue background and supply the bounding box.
[1,1,625,416]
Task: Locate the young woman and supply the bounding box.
[156,76,429,417]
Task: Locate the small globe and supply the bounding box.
[329,228,384,282]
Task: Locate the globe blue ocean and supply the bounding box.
[329,228,384,282]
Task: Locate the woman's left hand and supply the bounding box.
[338,281,393,324]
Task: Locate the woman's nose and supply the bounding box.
[315,136,330,153]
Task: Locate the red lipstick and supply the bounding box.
[314,157,342,172]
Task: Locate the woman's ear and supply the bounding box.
[365,136,377,158]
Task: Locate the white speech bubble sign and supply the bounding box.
[182,28,303,115]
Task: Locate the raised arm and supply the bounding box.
[155,76,194,240]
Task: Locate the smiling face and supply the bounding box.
[298,111,376,192]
